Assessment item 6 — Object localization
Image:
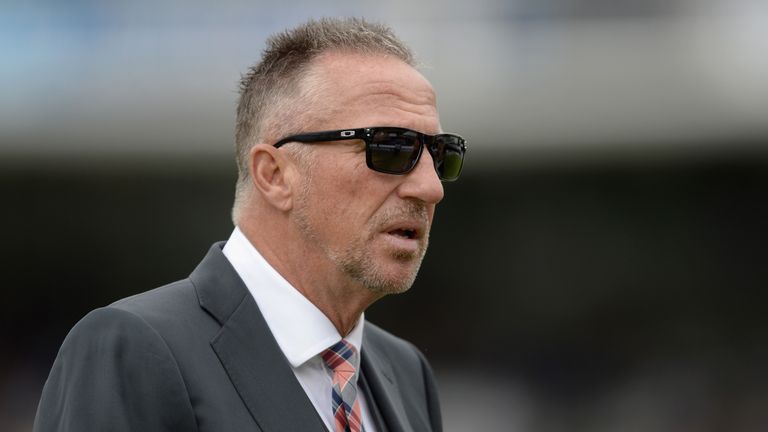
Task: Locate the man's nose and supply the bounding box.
[396,147,445,204]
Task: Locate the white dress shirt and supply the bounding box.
[222,227,377,432]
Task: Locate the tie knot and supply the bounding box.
[321,339,358,375]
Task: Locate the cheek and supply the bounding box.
[310,153,397,232]
[302,172,360,235]
[327,179,372,229]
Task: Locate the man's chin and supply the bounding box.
[363,257,424,295]
[330,238,427,295]
[390,248,421,262]
[362,274,415,295]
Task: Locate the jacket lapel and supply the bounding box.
[191,243,328,432]
[360,333,411,432]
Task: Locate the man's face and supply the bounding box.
[290,52,445,295]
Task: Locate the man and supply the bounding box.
[34,17,466,432]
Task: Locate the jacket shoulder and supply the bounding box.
[34,305,199,432]
[111,278,196,315]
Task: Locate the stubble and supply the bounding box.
[292,179,430,295]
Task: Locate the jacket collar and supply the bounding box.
[190,242,329,431]
[361,327,412,432]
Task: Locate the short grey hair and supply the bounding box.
[232,17,416,223]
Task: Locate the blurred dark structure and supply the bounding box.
[3,143,767,431]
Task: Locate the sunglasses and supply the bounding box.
[273,127,467,181]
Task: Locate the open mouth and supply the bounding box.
[388,228,418,240]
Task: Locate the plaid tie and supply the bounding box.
[321,340,364,432]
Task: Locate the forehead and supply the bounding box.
[304,52,440,134]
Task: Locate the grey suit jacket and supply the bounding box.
[34,243,442,431]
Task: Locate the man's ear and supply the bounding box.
[248,144,295,211]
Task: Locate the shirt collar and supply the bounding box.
[222,227,364,368]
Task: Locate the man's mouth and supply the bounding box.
[389,228,418,240]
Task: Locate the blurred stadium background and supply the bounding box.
[2,1,767,431]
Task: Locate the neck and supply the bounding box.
[238,220,382,337]
[302,281,382,336]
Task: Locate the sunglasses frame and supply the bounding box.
[273,127,466,181]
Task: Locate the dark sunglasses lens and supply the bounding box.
[432,136,464,181]
[369,130,420,173]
